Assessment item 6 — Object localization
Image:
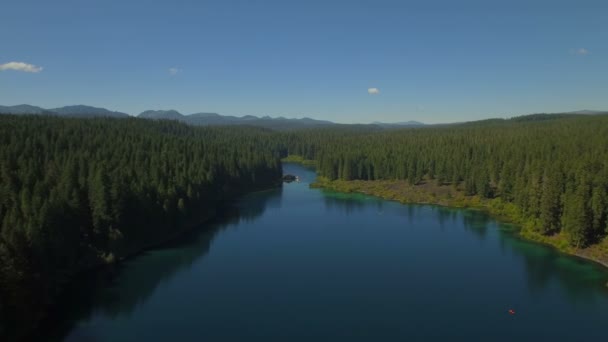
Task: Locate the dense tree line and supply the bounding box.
[282,115,608,248]
[0,115,282,339]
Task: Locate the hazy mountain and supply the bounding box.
[137,110,334,130]
[0,104,335,129]
[565,110,608,115]
[2,104,606,130]
[189,112,222,118]
[50,105,129,118]
[0,104,54,115]
[372,120,426,128]
[138,110,184,120]
[186,112,241,125]
[0,104,129,117]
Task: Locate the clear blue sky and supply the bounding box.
[1,0,606,123]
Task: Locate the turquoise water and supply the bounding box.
[55,163,608,341]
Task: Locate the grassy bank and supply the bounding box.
[281,155,317,167]
[312,177,608,270]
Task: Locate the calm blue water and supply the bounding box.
[57,163,608,341]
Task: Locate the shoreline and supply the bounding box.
[311,177,608,273]
[71,181,283,273]
[112,182,283,265]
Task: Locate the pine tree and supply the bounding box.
[538,169,562,234]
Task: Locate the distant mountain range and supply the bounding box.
[0,104,129,118]
[1,104,607,130]
[137,109,336,129]
[565,110,607,115]
[0,104,55,115]
[50,105,129,118]
[372,120,425,128]
[0,105,339,130]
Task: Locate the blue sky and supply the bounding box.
[1,0,606,123]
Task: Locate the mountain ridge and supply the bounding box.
[372,120,425,127]
[2,103,607,129]
[136,109,335,129]
[50,105,129,118]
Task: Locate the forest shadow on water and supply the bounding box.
[456,207,608,301]
[30,187,283,342]
[321,190,385,216]
[496,223,608,302]
[321,189,608,304]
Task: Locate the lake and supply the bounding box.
[53,163,608,341]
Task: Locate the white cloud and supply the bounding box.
[0,61,43,73]
[368,87,380,95]
[573,48,589,56]
[169,67,181,76]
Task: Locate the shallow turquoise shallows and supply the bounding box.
[57,163,608,341]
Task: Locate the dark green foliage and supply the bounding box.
[539,167,563,234]
[561,184,590,248]
[0,115,282,339]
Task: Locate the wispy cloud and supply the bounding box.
[572,48,589,56]
[169,67,181,76]
[368,87,380,95]
[0,61,43,73]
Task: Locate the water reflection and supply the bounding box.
[435,206,459,229]
[498,227,608,302]
[37,187,281,342]
[318,183,608,306]
[462,209,492,241]
[231,187,283,224]
[461,209,608,301]
[322,190,384,215]
[320,192,608,304]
